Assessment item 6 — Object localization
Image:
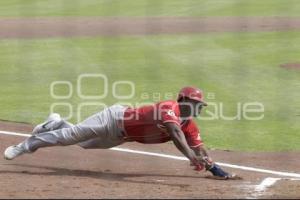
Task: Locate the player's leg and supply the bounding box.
[77,105,127,149]
[3,113,75,160]
[78,136,124,149]
[4,105,127,160]
[5,110,108,160]
[32,112,122,149]
[4,123,100,160]
[32,113,74,135]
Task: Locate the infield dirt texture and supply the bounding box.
[1,121,300,198]
[0,2,300,199]
[1,17,300,38]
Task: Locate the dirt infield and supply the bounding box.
[1,17,300,38]
[0,121,299,199]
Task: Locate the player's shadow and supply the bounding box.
[2,163,206,187]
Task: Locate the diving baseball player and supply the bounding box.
[4,86,235,179]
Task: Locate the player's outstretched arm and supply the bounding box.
[165,122,203,168]
[192,145,213,170]
[192,145,241,180]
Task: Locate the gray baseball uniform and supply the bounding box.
[21,105,127,152]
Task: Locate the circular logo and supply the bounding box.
[167,110,176,117]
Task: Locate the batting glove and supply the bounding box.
[208,164,230,178]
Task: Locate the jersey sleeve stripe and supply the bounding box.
[189,142,204,148]
[163,120,181,126]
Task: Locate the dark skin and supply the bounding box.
[165,97,212,169]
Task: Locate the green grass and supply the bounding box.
[0,0,300,17]
[0,32,300,152]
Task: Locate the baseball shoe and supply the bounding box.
[4,144,26,160]
[32,113,63,135]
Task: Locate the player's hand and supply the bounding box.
[193,163,205,171]
[189,157,204,171]
[191,156,212,172]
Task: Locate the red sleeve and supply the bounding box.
[182,120,203,148]
[159,101,181,126]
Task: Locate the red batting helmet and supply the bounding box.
[177,86,208,106]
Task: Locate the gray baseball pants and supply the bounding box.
[21,105,127,152]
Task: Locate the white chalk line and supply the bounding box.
[1,130,300,179]
[255,177,281,193]
[0,130,31,138]
[257,177,300,192]
[251,177,281,198]
[253,177,300,198]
